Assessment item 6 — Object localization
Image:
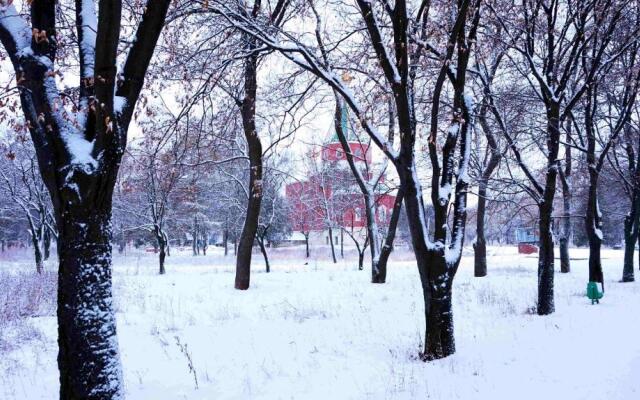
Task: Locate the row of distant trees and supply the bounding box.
[1,123,630,273]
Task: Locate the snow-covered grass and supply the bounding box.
[1,245,639,399]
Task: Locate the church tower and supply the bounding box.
[321,105,371,165]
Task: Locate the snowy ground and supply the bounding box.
[1,245,639,400]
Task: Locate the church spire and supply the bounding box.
[330,103,355,143]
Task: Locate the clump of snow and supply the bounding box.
[114,96,127,115]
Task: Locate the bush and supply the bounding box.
[0,271,56,351]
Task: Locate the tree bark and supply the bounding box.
[536,103,561,316]
[304,232,310,258]
[586,168,604,285]
[402,169,459,360]
[377,189,404,282]
[357,248,365,270]
[622,213,636,282]
[328,226,337,264]
[538,201,556,315]
[56,212,123,400]
[473,92,501,278]
[332,99,382,281]
[30,226,43,274]
[43,225,51,260]
[473,181,489,277]
[340,228,344,259]
[155,227,166,275]
[559,170,571,273]
[235,44,262,290]
[422,253,455,360]
[257,236,270,273]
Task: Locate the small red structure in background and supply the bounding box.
[518,243,538,254]
[515,227,539,254]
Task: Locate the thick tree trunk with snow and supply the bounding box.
[421,252,455,360]
[536,104,561,316]
[235,46,262,290]
[585,171,604,284]
[56,210,123,400]
[0,2,170,397]
[403,181,459,360]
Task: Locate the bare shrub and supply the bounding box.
[0,271,56,351]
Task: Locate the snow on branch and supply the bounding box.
[210,2,399,162]
[78,0,98,78]
[0,1,32,61]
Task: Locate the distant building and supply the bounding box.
[285,107,396,246]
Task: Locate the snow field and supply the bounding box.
[1,245,638,399]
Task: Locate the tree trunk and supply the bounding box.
[536,104,561,316]
[158,244,166,275]
[585,170,604,285]
[192,216,198,256]
[156,228,166,275]
[420,251,455,360]
[43,225,51,260]
[332,98,383,282]
[473,180,488,277]
[559,122,572,273]
[358,249,365,270]
[258,236,270,273]
[117,229,125,254]
[31,228,44,274]
[235,47,262,290]
[622,213,636,282]
[559,172,571,273]
[537,201,556,315]
[328,226,337,263]
[304,232,310,258]
[340,228,344,259]
[402,170,458,360]
[56,212,123,399]
[377,189,404,282]
[223,227,228,256]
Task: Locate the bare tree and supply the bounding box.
[0,1,171,396]
[490,0,635,314]
[211,0,481,360]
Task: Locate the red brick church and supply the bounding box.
[285,107,396,246]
